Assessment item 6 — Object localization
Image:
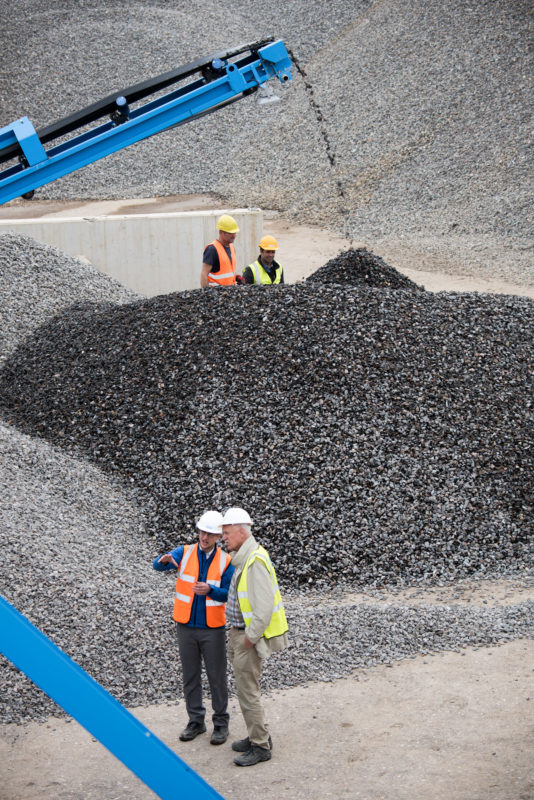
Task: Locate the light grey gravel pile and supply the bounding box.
[1,0,532,284]
[0,233,139,367]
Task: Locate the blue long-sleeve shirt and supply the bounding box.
[153,543,234,629]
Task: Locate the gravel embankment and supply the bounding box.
[1,234,533,723]
[1,0,532,284]
[0,233,139,367]
[2,243,532,590]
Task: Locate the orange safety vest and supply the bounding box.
[173,544,232,627]
[206,240,237,286]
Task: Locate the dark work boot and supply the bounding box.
[179,721,207,741]
[232,735,272,752]
[233,744,272,766]
[210,726,229,745]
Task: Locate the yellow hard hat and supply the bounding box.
[259,235,278,251]
[216,214,239,234]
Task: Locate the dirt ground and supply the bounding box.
[1,197,533,800]
[1,580,533,800]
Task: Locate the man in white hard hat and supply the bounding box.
[200,214,240,287]
[153,510,234,744]
[242,235,284,285]
[221,507,289,766]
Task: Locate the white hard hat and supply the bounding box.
[221,507,253,526]
[196,510,223,535]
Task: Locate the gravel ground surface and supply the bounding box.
[1,0,532,284]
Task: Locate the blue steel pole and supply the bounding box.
[0,595,225,800]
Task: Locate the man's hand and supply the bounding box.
[193,581,210,595]
[243,634,254,649]
[158,553,179,568]
[235,275,246,285]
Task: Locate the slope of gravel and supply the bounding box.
[0,232,533,724]
[1,281,532,589]
[306,248,424,289]
[0,0,532,283]
[0,419,531,724]
[0,233,140,367]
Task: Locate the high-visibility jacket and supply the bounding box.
[247,259,283,285]
[206,240,237,286]
[237,545,288,639]
[173,544,232,627]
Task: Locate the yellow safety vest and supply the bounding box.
[237,546,288,639]
[248,259,283,285]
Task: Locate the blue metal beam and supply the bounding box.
[0,39,292,206]
[0,594,225,800]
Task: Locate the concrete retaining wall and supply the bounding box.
[0,209,263,296]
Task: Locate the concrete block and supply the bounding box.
[0,209,263,296]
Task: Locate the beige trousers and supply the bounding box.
[228,628,270,748]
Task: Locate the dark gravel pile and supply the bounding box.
[3,415,529,725]
[306,248,423,290]
[1,281,532,589]
[0,235,533,724]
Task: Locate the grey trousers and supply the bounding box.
[176,623,229,727]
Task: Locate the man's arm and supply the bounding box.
[243,560,275,645]
[201,244,219,287]
[242,266,255,285]
[152,545,184,571]
[207,561,235,602]
[200,262,211,287]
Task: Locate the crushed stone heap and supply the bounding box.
[1,278,532,590]
[0,233,140,366]
[306,248,424,291]
[0,235,532,724]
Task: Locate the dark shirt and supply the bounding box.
[203,243,232,274]
[153,543,234,628]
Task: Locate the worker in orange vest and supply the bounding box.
[153,510,234,744]
[200,214,240,287]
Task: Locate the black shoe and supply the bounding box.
[210,726,229,745]
[179,721,207,741]
[234,745,272,766]
[232,735,272,753]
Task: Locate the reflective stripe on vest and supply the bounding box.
[207,240,237,285]
[249,259,283,285]
[237,545,288,639]
[173,544,232,627]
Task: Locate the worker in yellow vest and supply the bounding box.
[221,507,289,766]
[201,214,240,287]
[153,510,234,745]
[242,235,284,285]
